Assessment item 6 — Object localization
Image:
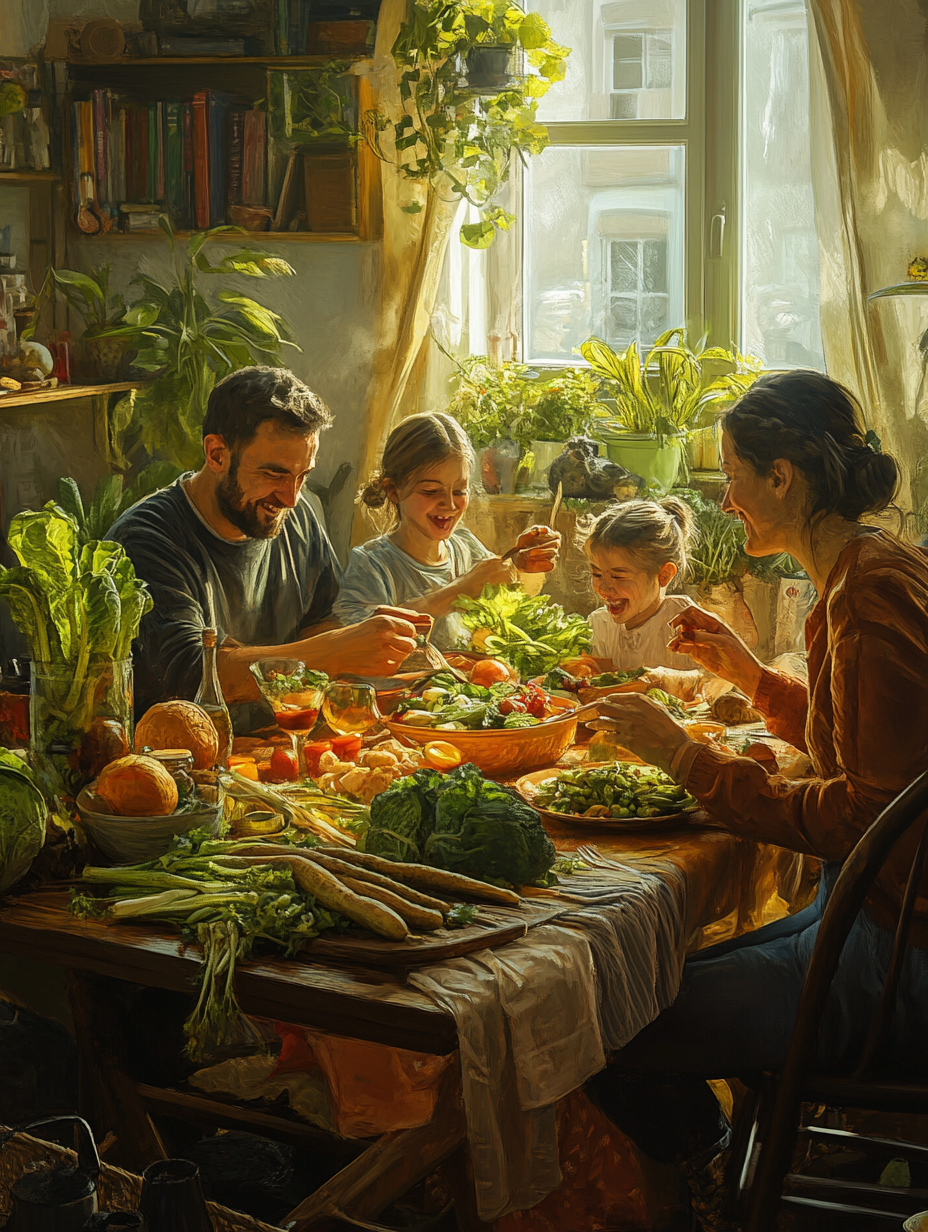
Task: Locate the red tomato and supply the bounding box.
[331,734,363,761]
[469,658,512,687]
[305,740,333,777]
[270,747,299,780]
[519,684,547,718]
[499,697,527,716]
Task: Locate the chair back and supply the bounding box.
[747,767,928,1228]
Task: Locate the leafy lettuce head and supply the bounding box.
[0,750,47,894]
[426,763,555,887]
[363,767,443,862]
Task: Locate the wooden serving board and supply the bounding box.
[304,899,567,968]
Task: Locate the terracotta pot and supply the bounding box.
[80,335,133,384]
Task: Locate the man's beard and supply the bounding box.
[217,462,290,540]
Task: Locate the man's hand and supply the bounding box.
[298,607,422,676]
[669,605,764,700]
[514,525,561,573]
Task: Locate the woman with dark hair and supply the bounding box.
[588,370,928,1230]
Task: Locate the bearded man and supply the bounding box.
[111,366,420,728]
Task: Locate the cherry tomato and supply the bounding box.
[499,697,527,716]
[331,734,363,761]
[519,684,547,718]
[469,658,512,687]
[270,747,300,781]
[305,740,333,777]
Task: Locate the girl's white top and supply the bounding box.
[589,594,698,671]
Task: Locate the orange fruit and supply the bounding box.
[469,658,512,687]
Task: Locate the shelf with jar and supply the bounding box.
[59,57,382,242]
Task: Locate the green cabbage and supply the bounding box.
[0,750,47,894]
[362,763,556,887]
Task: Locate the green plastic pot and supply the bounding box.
[601,433,683,489]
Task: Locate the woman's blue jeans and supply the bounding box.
[586,866,928,1164]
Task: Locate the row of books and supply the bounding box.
[71,91,268,231]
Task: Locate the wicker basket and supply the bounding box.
[0,1126,283,1232]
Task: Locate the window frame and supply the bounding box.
[517,0,742,364]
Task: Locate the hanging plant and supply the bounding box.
[364,0,570,247]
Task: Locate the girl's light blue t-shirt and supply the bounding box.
[334,528,493,648]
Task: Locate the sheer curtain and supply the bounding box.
[808,0,928,512]
[350,0,460,545]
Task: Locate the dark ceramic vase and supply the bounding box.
[139,1159,212,1232]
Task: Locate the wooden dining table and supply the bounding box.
[0,820,815,1232]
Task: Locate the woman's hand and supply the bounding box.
[459,555,516,598]
[668,605,765,700]
[514,525,561,573]
[587,693,694,774]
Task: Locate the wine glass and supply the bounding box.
[249,658,324,775]
[322,682,382,737]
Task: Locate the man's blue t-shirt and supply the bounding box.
[110,476,340,726]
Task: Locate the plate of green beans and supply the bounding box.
[516,762,700,831]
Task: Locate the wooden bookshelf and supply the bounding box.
[0,171,60,185]
[0,382,141,410]
[67,56,372,68]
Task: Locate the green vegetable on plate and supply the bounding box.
[533,762,698,821]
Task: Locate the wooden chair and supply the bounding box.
[734,767,928,1232]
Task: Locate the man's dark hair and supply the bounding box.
[202,366,333,451]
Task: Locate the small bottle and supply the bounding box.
[195,627,232,768]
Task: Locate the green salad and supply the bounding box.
[532,762,698,820]
[394,673,550,731]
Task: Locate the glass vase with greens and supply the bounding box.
[0,504,152,799]
[365,0,570,248]
[114,220,300,471]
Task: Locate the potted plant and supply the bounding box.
[41,265,139,382]
[579,329,765,489]
[113,219,299,471]
[443,354,608,491]
[364,0,569,248]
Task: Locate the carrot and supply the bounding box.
[212,854,409,941]
[313,847,522,905]
[340,876,444,932]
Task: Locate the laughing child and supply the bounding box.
[334,412,559,648]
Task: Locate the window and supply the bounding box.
[437,0,825,374]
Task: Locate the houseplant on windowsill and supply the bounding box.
[579,329,765,489]
[36,265,140,382]
[364,0,569,248]
[443,353,609,492]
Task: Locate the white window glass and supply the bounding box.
[525,145,685,362]
[742,0,825,369]
[532,0,686,122]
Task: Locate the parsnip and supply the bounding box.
[211,854,409,941]
[313,847,522,905]
[306,852,449,914]
[341,876,444,932]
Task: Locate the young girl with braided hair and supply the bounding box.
[334,412,560,648]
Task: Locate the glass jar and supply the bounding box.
[30,658,133,796]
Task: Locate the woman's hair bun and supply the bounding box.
[839,449,899,520]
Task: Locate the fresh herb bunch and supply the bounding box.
[581,329,765,440]
[444,353,609,454]
[456,584,592,677]
[365,0,570,248]
[114,220,299,470]
[69,828,343,1060]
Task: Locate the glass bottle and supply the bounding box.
[194,627,232,767]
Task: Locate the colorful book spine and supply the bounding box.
[192,91,210,229]
[112,106,126,205]
[156,102,166,201]
[147,104,158,202]
[277,0,289,54]
[242,109,266,206]
[182,103,194,230]
[93,89,108,206]
[165,101,184,223]
[207,92,230,226]
[228,107,245,209]
[137,105,149,202]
